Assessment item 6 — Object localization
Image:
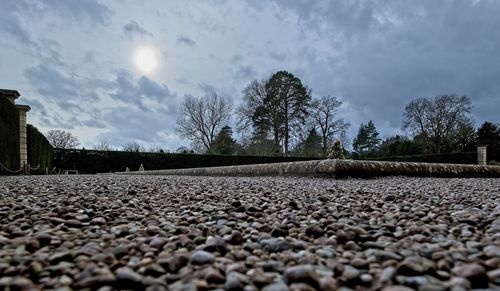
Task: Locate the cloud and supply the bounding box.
[96,106,181,150]
[111,70,177,113]
[0,0,111,63]
[236,65,257,79]
[177,35,197,47]
[253,0,500,138]
[198,83,217,95]
[24,63,104,104]
[0,2,38,48]
[38,0,112,26]
[123,20,153,38]
[269,52,286,62]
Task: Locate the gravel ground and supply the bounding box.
[0,175,499,291]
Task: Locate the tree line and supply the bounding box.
[46,70,500,160]
[177,70,349,157]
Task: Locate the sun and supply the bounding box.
[134,47,158,73]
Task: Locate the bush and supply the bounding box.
[27,124,54,173]
[54,149,320,174]
[0,95,20,174]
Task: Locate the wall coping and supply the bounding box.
[116,159,500,178]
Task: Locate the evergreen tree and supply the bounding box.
[476,122,500,161]
[253,71,311,155]
[293,128,323,157]
[244,131,280,156]
[211,126,237,155]
[353,120,380,156]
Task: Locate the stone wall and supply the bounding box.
[118,159,500,178]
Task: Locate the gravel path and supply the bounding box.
[0,175,499,290]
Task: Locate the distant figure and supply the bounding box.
[138,164,145,171]
[328,140,345,159]
[126,167,130,172]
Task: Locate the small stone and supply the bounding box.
[116,267,144,289]
[360,273,373,283]
[259,238,289,252]
[146,225,160,235]
[342,265,360,280]
[34,233,52,247]
[75,214,89,221]
[487,268,500,284]
[76,274,116,289]
[204,236,227,254]
[65,219,82,228]
[111,244,129,258]
[190,250,214,265]
[144,264,166,277]
[380,266,396,283]
[90,217,106,225]
[250,270,275,288]
[204,267,225,284]
[305,225,324,238]
[483,245,500,257]
[49,252,73,264]
[384,194,396,202]
[149,237,167,249]
[319,276,337,291]
[398,256,433,275]
[10,277,33,289]
[271,226,288,237]
[226,230,244,244]
[284,265,319,289]
[262,281,289,291]
[159,254,189,272]
[452,263,488,288]
[345,241,360,251]
[225,272,247,290]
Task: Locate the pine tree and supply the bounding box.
[353,120,380,156]
[253,71,311,155]
[211,126,237,155]
[294,128,323,157]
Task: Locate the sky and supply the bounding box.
[1,0,499,151]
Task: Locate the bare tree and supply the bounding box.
[122,142,144,152]
[403,94,472,153]
[176,91,232,153]
[236,79,268,135]
[46,130,80,149]
[310,96,350,157]
[93,140,112,151]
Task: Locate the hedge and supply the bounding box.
[0,95,20,174]
[27,124,54,173]
[365,152,479,164]
[54,149,320,174]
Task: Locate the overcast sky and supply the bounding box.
[1,0,499,151]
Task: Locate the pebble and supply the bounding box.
[0,175,498,290]
[284,265,319,289]
[190,250,215,265]
[259,238,289,252]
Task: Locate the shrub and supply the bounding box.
[365,152,477,164]
[54,149,320,174]
[0,95,20,174]
[27,124,54,173]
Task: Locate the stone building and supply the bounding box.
[0,89,31,168]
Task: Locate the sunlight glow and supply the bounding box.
[134,47,158,73]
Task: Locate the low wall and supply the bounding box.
[117,159,500,178]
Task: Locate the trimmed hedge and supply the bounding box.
[365,152,478,164]
[54,149,320,174]
[27,124,54,173]
[0,95,20,174]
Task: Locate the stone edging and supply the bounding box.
[116,159,500,178]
